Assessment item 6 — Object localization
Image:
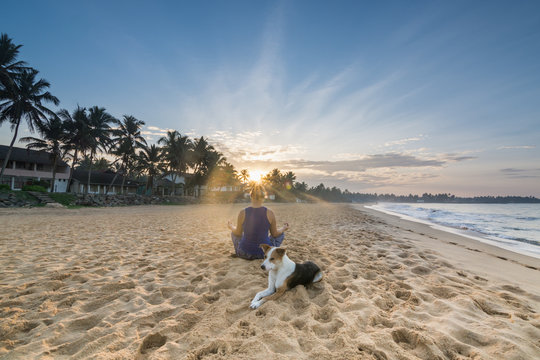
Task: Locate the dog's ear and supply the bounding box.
[274,248,286,258]
[260,244,271,254]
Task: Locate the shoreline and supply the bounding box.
[355,204,540,294]
[365,203,540,260]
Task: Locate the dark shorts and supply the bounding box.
[230,233,284,260]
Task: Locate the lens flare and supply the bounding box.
[249,170,265,183]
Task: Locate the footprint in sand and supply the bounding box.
[473,275,488,282]
[410,266,432,275]
[237,320,256,338]
[138,332,167,355]
[255,308,266,317]
[391,328,421,350]
[292,318,306,330]
[395,289,411,301]
[369,314,394,328]
[500,284,525,293]
[203,293,220,304]
[190,274,204,284]
[187,340,231,359]
[428,286,458,299]
[472,297,510,317]
[167,310,200,334]
[313,305,335,323]
[311,318,344,338]
[357,344,389,360]
[66,314,102,331]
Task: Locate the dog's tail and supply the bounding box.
[312,271,323,283]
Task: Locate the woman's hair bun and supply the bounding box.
[250,184,266,200]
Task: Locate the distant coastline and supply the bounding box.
[348,193,540,204]
[307,186,540,204]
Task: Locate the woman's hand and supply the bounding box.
[227,220,234,231]
[281,222,290,232]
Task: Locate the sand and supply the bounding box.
[0,203,539,359]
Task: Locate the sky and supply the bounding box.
[2,0,539,196]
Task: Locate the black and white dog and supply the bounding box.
[250,244,323,309]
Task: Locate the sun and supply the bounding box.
[248,169,265,183]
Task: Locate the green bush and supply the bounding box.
[49,193,77,206]
[0,184,10,191]
[25,179,50,188]
[33,179,50,187]
[22,185,48,192]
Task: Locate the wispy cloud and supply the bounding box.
[141,126,175,141]
[500,168,540,179]
[207,130,306,162]
[383,136,424,147]
[224,150,475,189]
[498,145,536,150]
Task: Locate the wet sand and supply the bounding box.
[1,203,539,359]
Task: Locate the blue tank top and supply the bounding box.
[239,206,272,256]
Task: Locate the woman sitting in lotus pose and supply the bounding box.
[228,185,289,260]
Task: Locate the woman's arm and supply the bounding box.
[268,209,289,238]
[228,209,245,237]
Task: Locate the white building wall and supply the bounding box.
[53,178,68,193]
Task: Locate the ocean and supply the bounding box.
[365,202,540,259]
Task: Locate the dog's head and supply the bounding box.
[259,244,286,271]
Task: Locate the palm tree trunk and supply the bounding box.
[121,160,128,194]
[171,173,177,196]
[67,149,78,193]
[121,173,126,194]
[145,176,151,195]
[86,151,93,194]
[50,156,58,193]
[106,172,119,195]
[105,159,123,195]
[0,120,21,184]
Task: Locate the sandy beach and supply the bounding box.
[1,203,539,359]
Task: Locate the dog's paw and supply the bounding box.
[250,300,262,309]
[252,294,262,302]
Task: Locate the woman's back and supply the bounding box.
[240,206,271,255]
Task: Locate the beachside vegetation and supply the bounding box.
[0,33,59,183]
[19,115,69,192]
[48,192,77,207]
[21,184,47,192]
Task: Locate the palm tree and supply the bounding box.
[158,130,192,195]
[208,161,238,189]
[263,168,283,189]
[294,181,308,193]
[136,144,163,195]
[84,106,114,193]
[59,106,92,192]
[76,156,111,171]
[190,136,213,175]
[0,33,29,89]
[239,169,250,186]
[283,171,296,189]
[106,115,146,194]
[0,69,59,182]
[189,136,226,195]
[19,115,68,192]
